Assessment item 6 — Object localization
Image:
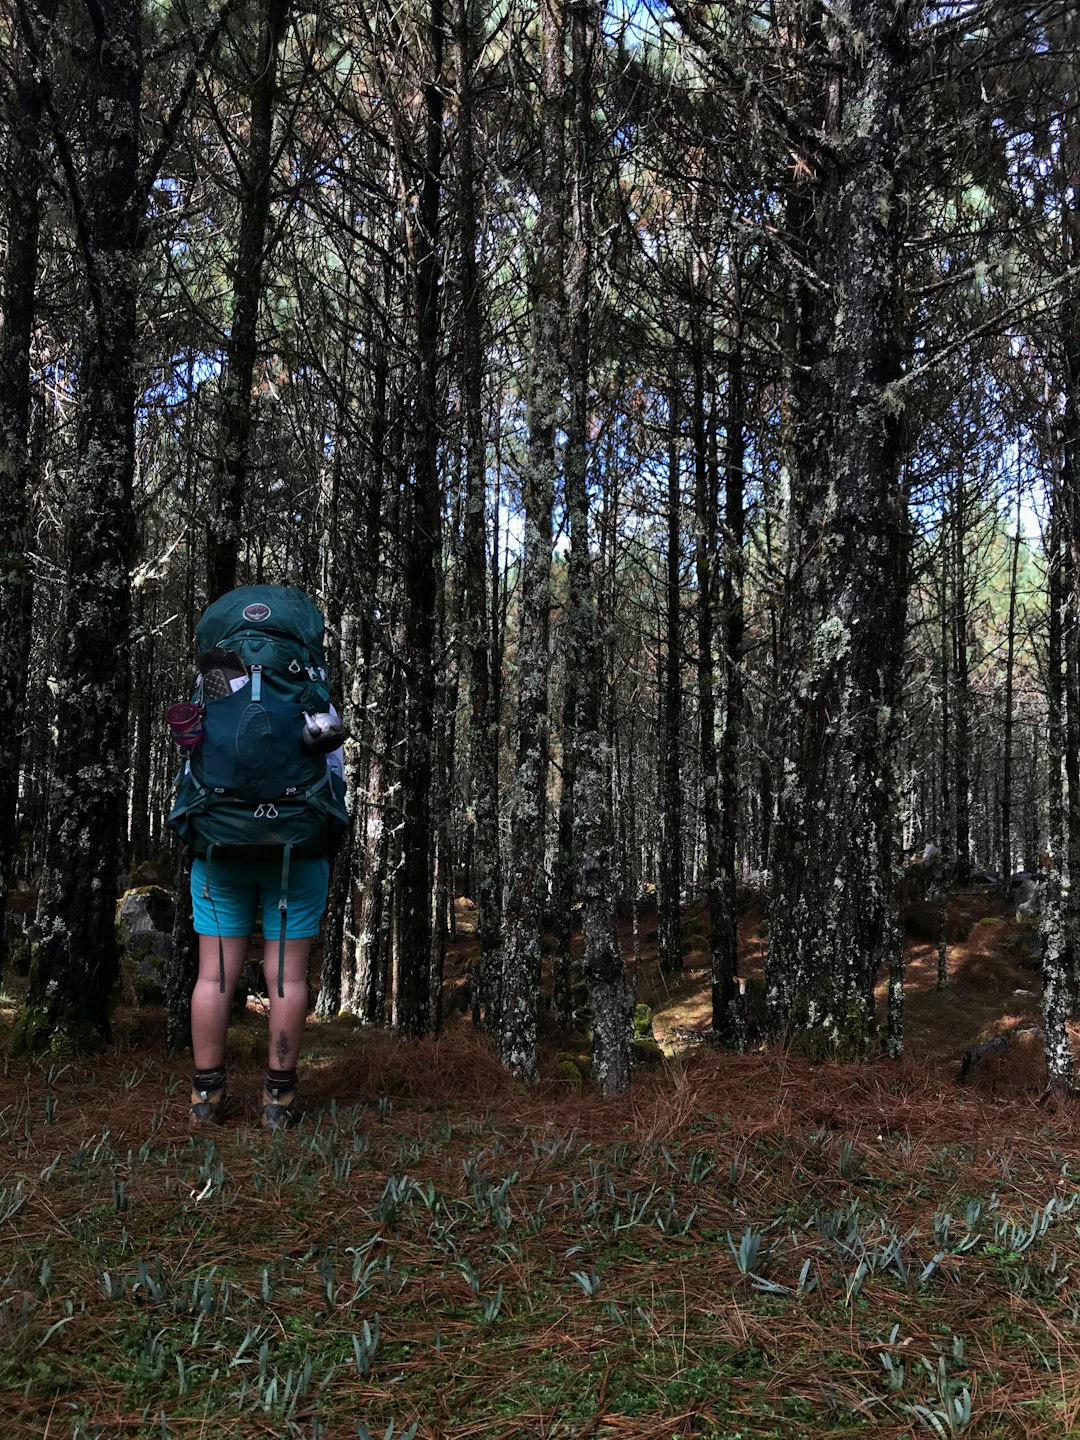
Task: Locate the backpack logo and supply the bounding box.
[243,602,272,622]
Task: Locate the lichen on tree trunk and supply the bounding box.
[767,0,912,1059]
[499,0,565,1081]
[16,0,143,1053]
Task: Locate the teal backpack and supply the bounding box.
[167,585,349,992]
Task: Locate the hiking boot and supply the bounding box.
[189,1071,227,1127]
[261,1078,301,1131]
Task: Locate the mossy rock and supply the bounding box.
[329,1010,366,1031]
[115,884,174,929]
[554,1048,594,1082]
[116,886,174,1005]
[554,1057,584,1087]
[122,933,166,1004]
[10,999,108,1058]
[5,933,32,977]
[633,1003,655,1040]
[633,1037,666,1070]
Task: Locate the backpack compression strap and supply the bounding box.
[277,843,292,998]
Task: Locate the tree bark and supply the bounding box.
[205,0,289,598]
[500,0,564,1080]
[1040,483,1075,1090]
[454,0,502,1033]
[714,285,746,1039]
[1001,486,1023,888]
[766,0,912,1059]
[951,467,972,882]
[564,0,632,1093]
[1061,129,1080,998]
[691,280,722,1034]
[658,367,683,975]
[0,0,53,962]
[395,0,445,1037]
[17,0,143,1053]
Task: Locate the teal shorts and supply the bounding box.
[190,855,330,940]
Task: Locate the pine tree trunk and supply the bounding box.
[692,295,722,1037]
[395,0,445,1038]
[1040,487,1075,1090]
[166,852,197,1052]
[316,610,357,1019]
[321,307,395,1017]
[429,559,454,1032]
[883,474,913,1056]
[766,0,911,1059]
[1061,188,1080,994]
[345,645,402,1023]
[658,368,683,975]
[564,0,631,1093]
[206,0,289,598]
[0,0,52,961]
[16,0,143,1053]
[714,296,746,1039]
[127,590,155,867]
[951,470,972,881]
[454,0,502,1033]
[551,697,578,1027]
[1002,488,1022,889]
[500,0,564,1080]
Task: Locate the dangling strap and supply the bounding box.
[277,843,292,999]
[205,843,225,994]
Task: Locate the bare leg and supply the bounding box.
[191,935,250,1069]
[262,938,313,1073]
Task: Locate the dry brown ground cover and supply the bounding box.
[2,886,1080,1439]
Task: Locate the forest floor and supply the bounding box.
[2,883,1080,1439]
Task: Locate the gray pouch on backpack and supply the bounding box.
[199,648,248,700]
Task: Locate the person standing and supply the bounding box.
[167,586,348,1129]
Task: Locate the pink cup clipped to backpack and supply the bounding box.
[166,701,204,749]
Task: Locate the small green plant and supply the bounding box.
[877,1323,906,1394]
[352,1315,381,1377]
[479,1283,504,1323]
[570,1270,601,1298]
[0,1183,27,1225]
[727,1227,763,1276]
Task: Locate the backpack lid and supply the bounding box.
[196,585,327,656]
